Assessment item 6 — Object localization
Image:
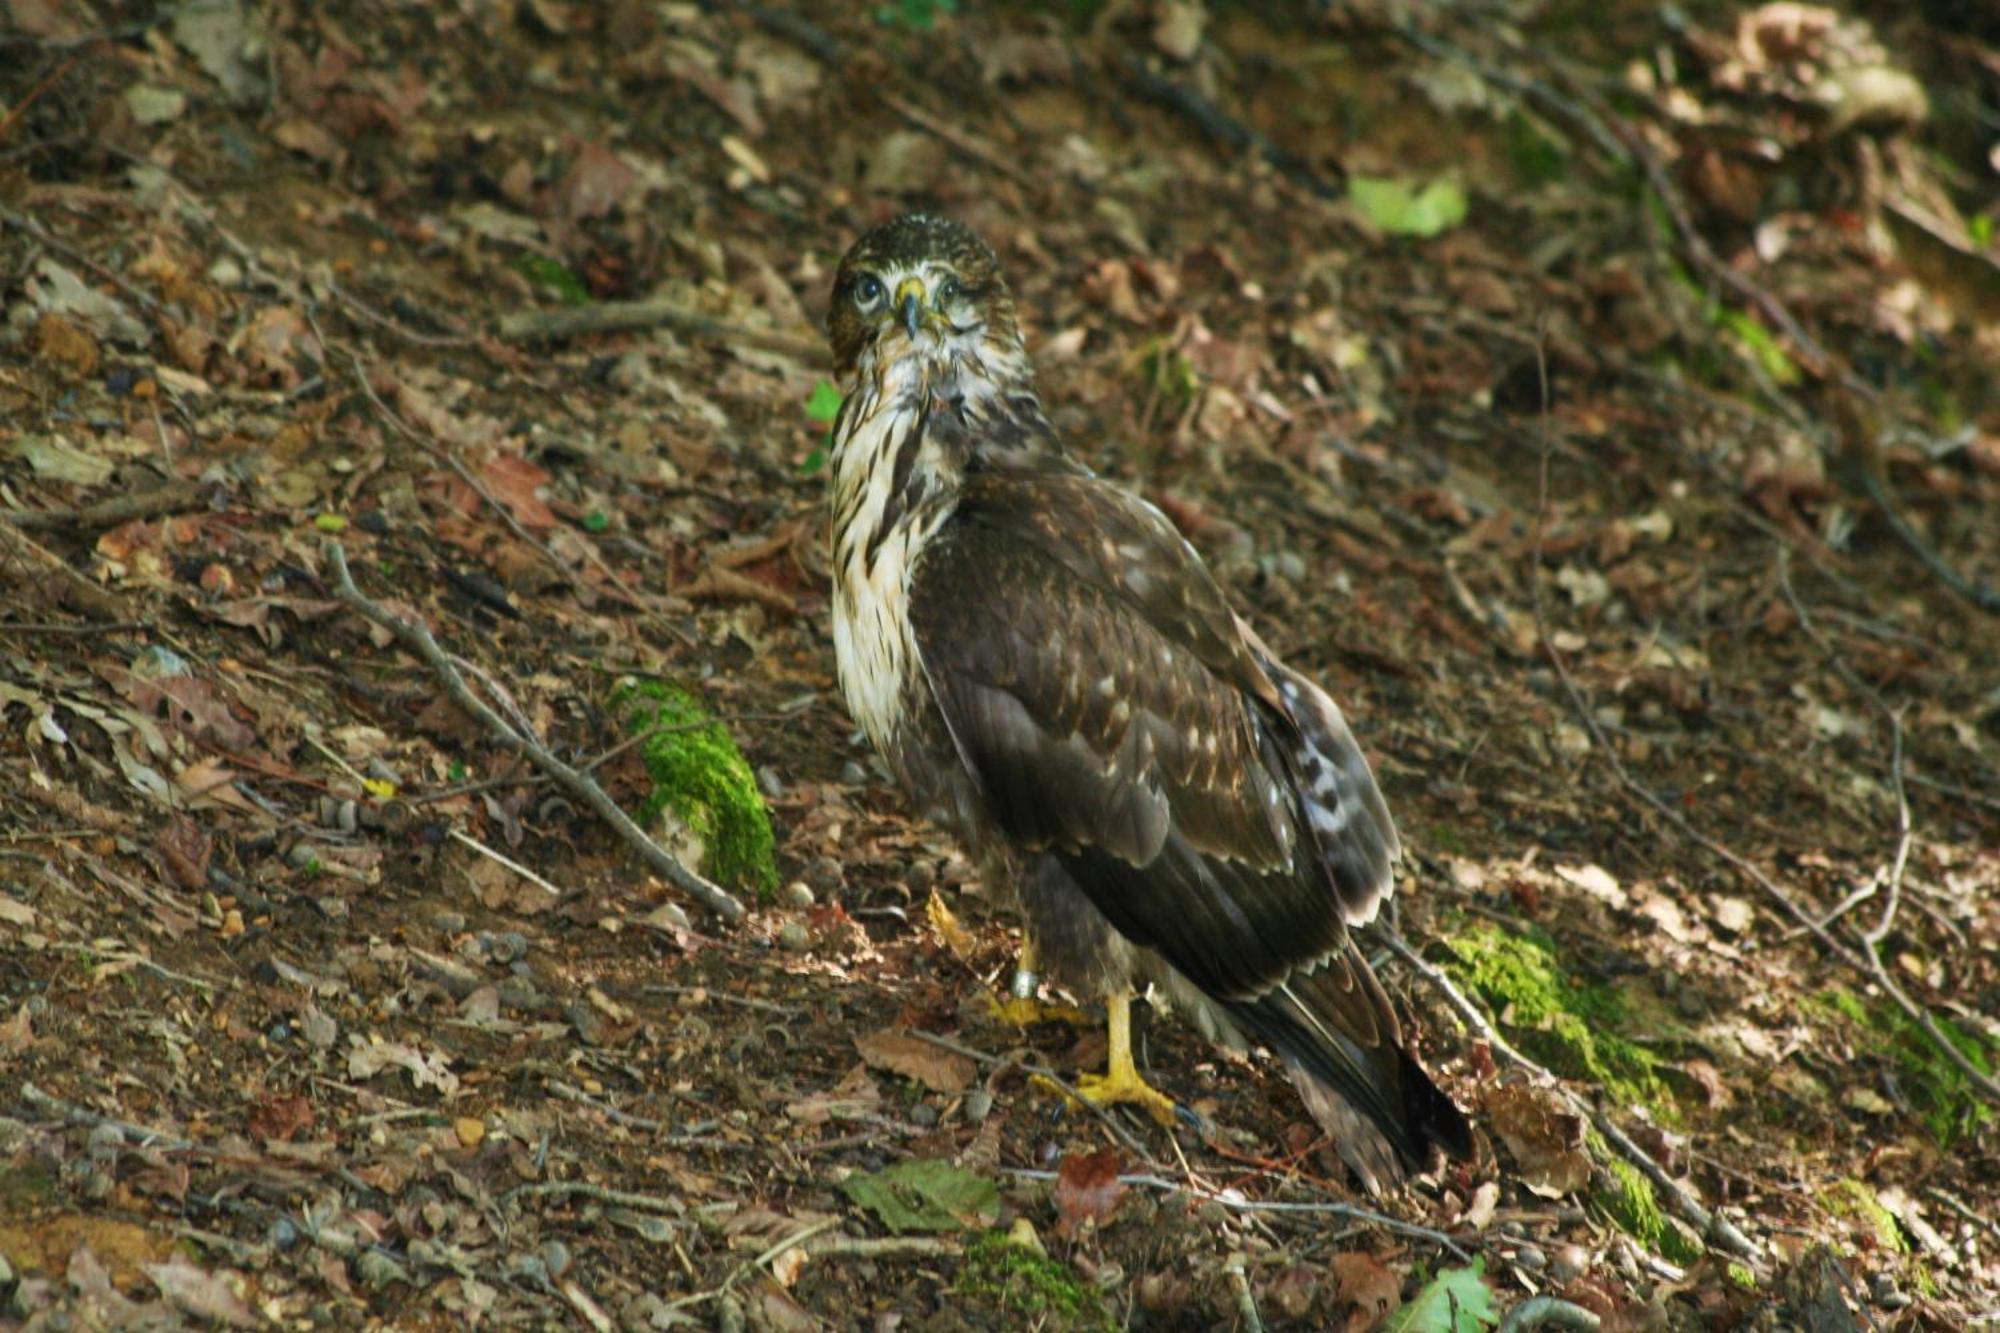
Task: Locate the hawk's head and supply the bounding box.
[827,214,1026,386]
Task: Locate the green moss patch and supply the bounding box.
[1822,1179,1905,1254]
[1812,987,1995,1146]
[955,1232,1114,1331]
[611,680,778,898]
[1594,1156,1703,1266]
[1443,925,1670,1112]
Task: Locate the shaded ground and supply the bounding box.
[3,0,1998,1328]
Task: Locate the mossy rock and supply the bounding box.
[611,679,778,898]
[954,1232,1115,1332]
[1811,987,1996,1146]
[1442,924,1671,1113]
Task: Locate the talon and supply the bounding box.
[1072,992,1180,1127]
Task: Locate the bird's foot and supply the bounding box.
[1072,1064,1180,1128]
[985,991,1093,1029]
[984,965,1092,1029]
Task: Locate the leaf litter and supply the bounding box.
[1,0,1997,1328]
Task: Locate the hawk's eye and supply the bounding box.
[852,275,885,309]
[935,276,962,305]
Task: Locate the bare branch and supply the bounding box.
[321,541,745,923]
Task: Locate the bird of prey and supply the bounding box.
[822,213,1472,1190]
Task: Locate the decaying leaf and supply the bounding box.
[1054,1146,1129,1237]
[854,1029,974,1094]
[1485,1084,1592,1198]
[840,1159,999,1234]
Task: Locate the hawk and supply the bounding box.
[823,213,1472,1189]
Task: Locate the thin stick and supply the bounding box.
[497,299,818,357]
[879,91,1036,189]
[1223,1253,1265,1333]
[4,481,203,530]
[501,1181,688,1214]
[0,519,136,622]
[322,541,744,922]
[19,1082,194,1151]
[1006,1167,1474,1261]
[802,1235,959,1259]
[448,827,563,896]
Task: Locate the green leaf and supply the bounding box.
[804,378,844,424]
[1383,1260,1499,1333]
[511,254,591,305]
[1348,176,1468,238]
[798,443,828,476]
[1717,308,1801,385]
[842,1159,999,1234]
[582,510,610,533]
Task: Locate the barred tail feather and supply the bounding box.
[1231,951,1473,1193]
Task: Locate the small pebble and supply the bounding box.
[1870,1274,1909,1310]
[757,766,786,800]
[839,761,869,785]
[454,1117,486,1149]
[83,1168,114,1202]
[777,921,810,952]
[207,256,244,287]
[1271,550,1307,582]
[782,881,816,909]
[1550,1244,1589,1283]
[540,1240,573,1280]
[962,1089,993,1124]
[0,1250,14,1285]
[434,910,467,934]
[267,1218,299,1251]
[805,856,844,894]
[623,1293,669,1330]
[905,860,936,895]
[909,1103,939,1128]
[1514,1245,1546,1271]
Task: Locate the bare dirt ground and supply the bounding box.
[3,1,1998,1328]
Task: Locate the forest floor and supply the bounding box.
[3,0,1998,1329]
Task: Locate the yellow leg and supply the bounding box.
[986,936,1090,1028]
[1073,993,1178,1127]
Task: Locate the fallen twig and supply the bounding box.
[879,90,1036,189]
[502,1180,688,1214]
[497,298,818,357]
[1380,930,1759,1265]
[3,480,203,531]
[801,1235,959,1259]
[0,518,137,622]
[449,827,563,897]
[19,1082,194,1151]
[1007,1167,1475,1261]
[322,541,745,922]
[1223,1252,1266,1333]
[1112,50,1341,201]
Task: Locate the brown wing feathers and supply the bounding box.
[909,476,1471,1174]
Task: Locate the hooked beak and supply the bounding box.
[894,276,927,340]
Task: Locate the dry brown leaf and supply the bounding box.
[1054,1146,1128,1238]
[854,1029,974,1094]
[1486,1082,1592,1198]
[1330,1250,1402,1331]
[785,1064,881,1125]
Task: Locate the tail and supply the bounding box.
[1230,948,1474,1194]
